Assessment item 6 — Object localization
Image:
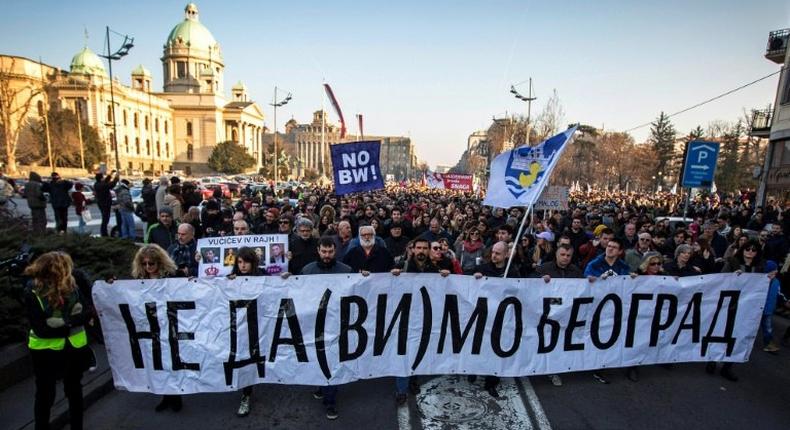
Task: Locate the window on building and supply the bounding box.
[177,61,186,79]
[125,136,129,153]
[145,115,149,131]
[187,144,194,160]
[123,110,128,126]
[134,113,139,128]
[156,140,161,157]
[135,137,140,154]
[165,142,170,156]
[186,121,193,136]
[128,161,133,169]
[155,118,159,132]
[164,120,169,134]
[37,100,44,116]
[107,105,113,122]
[146,139,151,155]
[110,133,115,151]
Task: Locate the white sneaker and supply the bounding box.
[549,374,563,386]
[236,395,251,417]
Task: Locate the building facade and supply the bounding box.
[755,28,790,204]
[0,3,265,176]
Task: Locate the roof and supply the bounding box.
[69,47,106,77]
[166,4,218,53]
[131,64,151,76]
[224,101,254,109]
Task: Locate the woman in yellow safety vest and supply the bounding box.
[130,244,183,412]
[24,251,88,430]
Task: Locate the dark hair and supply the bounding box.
[496,224,514,236]
[599,227,615,237]
[608,237,625,250]
[413,238,430,247]
[231,247,260,276]
[556,243,574,253]
[318,237,336,248]
[735,239,763,263]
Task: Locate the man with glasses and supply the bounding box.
[625,232,658,272]
[343,225,393,273]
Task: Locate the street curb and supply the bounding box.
[0,343,31,391]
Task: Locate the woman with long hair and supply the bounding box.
[691,237,717,274]
[131,245,181,411]
[227,247,264,417]
[637,254,664,276]
[456,228,485,274]
[24,251,89,430]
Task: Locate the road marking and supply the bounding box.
[406,375,549,430]
[517,377,552,430]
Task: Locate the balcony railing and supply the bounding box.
[749,107,773,138]
[766,29,789,64]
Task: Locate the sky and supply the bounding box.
[2,0,789,168]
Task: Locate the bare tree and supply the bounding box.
[0,57,42,174]
[533,89,565,142]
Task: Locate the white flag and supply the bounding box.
[483,127,577,208]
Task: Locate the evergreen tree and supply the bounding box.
[208,141,257,174]
[648,112,676,187]
[715,121,743,192]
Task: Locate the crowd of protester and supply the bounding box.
[21,176,789,426]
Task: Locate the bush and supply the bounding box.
[0,214,139,346]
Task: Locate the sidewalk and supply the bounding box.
[0,343,113,430]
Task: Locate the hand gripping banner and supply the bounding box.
[93,273,767,394]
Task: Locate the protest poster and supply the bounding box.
[197,234,288,277]
[535,186,570,211]
[93,272,766,394]
[426,172,473,191]
[330,140,384,195]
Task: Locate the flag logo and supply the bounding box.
[505,146,548,198]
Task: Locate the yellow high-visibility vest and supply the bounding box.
[27,292,87,351]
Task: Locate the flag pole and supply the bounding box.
[504,205,531,278]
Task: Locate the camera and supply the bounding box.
[0,244,31,277]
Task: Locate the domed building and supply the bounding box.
[0,3,265,176]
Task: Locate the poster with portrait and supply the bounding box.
[197,234,289,277]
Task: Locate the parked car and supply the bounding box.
[201,183,231,199]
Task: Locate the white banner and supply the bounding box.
[197,234,288,277]
[93,273,767,394]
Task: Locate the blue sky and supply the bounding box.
[2,0,789,167]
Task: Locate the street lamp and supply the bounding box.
[99,26,134,172]
[510,78,536,145]
[270,86,292,184]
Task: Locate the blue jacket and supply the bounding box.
[583,254,631,277]
[765,277,780,316]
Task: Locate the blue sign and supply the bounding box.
[682,140,720,188]
[330,140,384,195]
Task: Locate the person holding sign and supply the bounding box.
[130,245,184,412]
[226,247,265,418]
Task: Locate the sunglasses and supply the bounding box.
[142,261,157,267]
[744,247,758,252]
[431,247,442,250]
[649,262,661,266]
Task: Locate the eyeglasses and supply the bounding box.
[431,246,442,250]
[744,247,758,252]
[649,262,661,266]
[141,261,157,267]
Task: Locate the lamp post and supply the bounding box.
[509,78,536,145]
[270,87,292,184]
[99,26,134,172]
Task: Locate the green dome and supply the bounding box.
[70,47,106,77]
[231,81,246,91]
[166,4,218,52]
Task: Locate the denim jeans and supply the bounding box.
[761,314,774,344]
[77,213,86,235]
[395,377,409,394]
[120,210,135,240]
[321,385,338,407]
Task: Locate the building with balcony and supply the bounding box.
[756,28,790,204]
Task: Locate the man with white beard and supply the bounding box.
[342,225,394,273]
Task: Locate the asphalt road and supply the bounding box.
[73,317,790,430]
[7,197,144,237]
